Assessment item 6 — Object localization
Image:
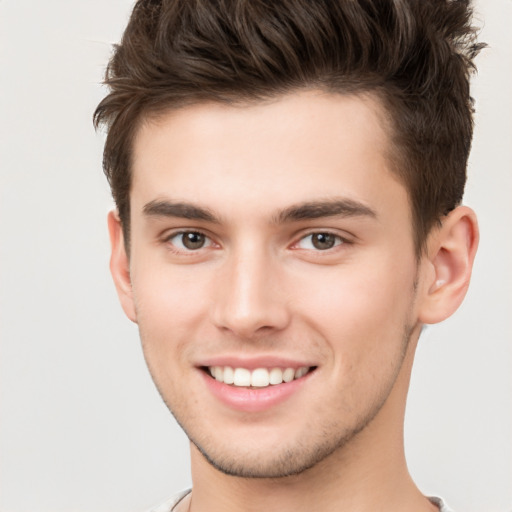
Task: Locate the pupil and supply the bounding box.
[183,232,205,249]
[312,233,335,250]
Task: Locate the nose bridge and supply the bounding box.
[212,241,289,337]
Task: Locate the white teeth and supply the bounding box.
[251,368,270,387]
[213,366,223,381]
[282,367,295,383]
[295,366,308,378]
[223,366,234,384]
[269,367,283,385]
[208,365,311,387]
[233,368,251,387]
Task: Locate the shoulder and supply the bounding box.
[142,489,192,512]
[429,496,455,512]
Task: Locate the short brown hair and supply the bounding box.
[94,0,484,253]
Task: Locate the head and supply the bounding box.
[94,0,484,257]
[95,0,481,480]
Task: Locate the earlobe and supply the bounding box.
[418,206,479,325]
[107,210,137,323]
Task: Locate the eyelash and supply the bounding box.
[163,231,216,254]
[292,232,348,251]
[162,229,350,255]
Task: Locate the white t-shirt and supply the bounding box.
[145,489,455,512]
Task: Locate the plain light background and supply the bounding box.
[0,1,510,511]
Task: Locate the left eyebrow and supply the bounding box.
[143,200,219,223]
[273,199,377,224]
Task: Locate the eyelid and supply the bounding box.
[162,229,217,252]
[290,230,353,251]
[160,227,353,253]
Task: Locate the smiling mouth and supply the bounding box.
[204,366,316,388]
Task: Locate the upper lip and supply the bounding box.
[196,355,317,370]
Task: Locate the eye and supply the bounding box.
[167,231,213,251]
[296,232,344,251]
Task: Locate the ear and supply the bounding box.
[107,210,137,323]
[418,206,479,324]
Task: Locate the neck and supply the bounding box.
[186,328,436,512]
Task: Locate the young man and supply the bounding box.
[94,1,483,511]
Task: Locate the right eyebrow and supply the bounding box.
[273,198,377,224]
[143,200,219,223]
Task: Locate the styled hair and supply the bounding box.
[94,0,484,253]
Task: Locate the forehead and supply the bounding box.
[130,90,408,224]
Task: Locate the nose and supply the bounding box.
[211,246,291,339]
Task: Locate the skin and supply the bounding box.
[108,90,478,512]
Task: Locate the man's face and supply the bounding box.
[121,91,426,477]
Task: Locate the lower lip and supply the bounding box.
[200,370,312,413]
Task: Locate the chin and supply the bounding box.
[194,441,334,478]
[186,417,372,479]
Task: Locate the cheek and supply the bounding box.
[294,257,417,360]
[132,259,210,319]
[130,262,214,362]
[296,263,416,413]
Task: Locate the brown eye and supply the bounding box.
[311,233,337,250]
[168,231,211,251]
[181,232,206,250]
[296,232,343,251]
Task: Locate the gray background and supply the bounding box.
[1,1,510,511]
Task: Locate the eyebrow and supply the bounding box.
[143,200,219,223]
[142,197,377,224]
[273,199,377,224]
